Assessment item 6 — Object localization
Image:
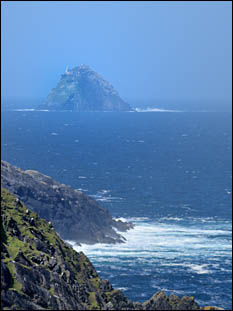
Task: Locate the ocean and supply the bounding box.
[1,109,232,309]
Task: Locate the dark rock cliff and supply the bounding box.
[1,160,134,245]
[2,188,220,310]
[39,65,132,111]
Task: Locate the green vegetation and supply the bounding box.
[90,277,101,289]
[1,222,7,243]
[1,187,209,310]
[6,262,22,293]
[104,289,119,300]
[6,237,24,259]
[88,292,100,310]
[49,286,55,295]
[1,188,107,309]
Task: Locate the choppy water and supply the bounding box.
[1,109,232,309]
[71,216,231,308]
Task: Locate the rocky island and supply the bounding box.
[39,65,132,111]
[1,160,133,245]
[1,188,222,310]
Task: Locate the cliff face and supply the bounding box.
[39,65,132,111]
[1,188,210,310]
[1,161,134,245]
[1,188,130,310]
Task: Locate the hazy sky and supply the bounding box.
[1,1,232,105]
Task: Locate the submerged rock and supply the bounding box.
[39,65,132,111]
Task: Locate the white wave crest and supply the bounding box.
[116,287,129,291]
[160,217,184,221]
[89,190,124,203]
[12,108,36,111]
[163,263,212,274]
[135,107,183,112]
[188,264,211,274]
[70,218,231,261]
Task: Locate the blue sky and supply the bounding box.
[1,1,232,107]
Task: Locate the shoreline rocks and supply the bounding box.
[1,160,134,245]
[1,188,223,310]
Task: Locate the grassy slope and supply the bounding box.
[1,188,121,310]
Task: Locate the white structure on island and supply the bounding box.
[65,66,70,75]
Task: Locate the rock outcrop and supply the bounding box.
[2,188,221,310]
[1,160,134,245]
[39,65,132,111]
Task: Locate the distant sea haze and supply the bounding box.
[1,97,232,112]
[2,109,232,309]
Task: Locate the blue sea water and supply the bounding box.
[1,109,232,309]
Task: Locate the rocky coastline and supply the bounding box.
[1,188,223,310]
[1,160,134,245]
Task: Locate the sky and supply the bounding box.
[1,1,232,108]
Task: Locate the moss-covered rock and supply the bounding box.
[1,188,109,310]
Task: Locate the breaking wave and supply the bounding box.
[134,107,183,112]
[72,216,231,266]
[68,216,231,308]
